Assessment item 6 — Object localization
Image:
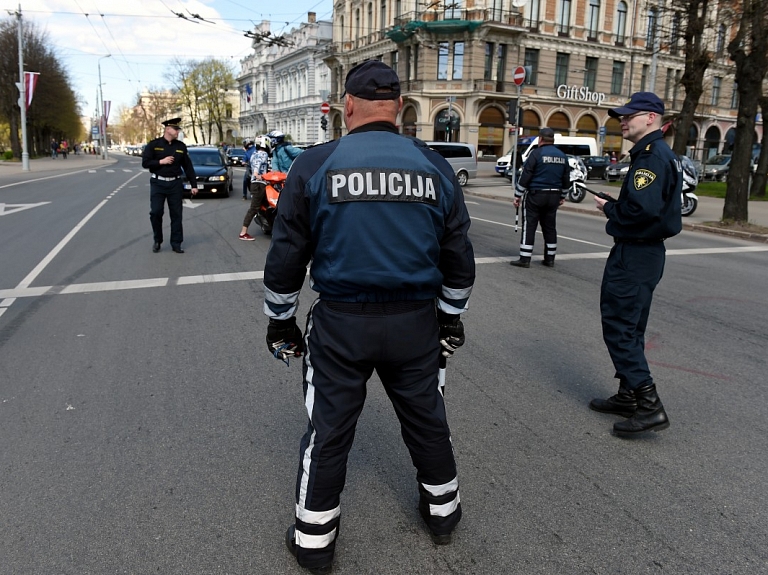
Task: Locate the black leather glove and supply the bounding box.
[266,317,304,362]
[437,309,465,358]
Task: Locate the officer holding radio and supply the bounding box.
[263,60,475,574]
[590,92,682,437]
[141,118,197,253]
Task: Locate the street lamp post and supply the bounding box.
[98,54,111,160]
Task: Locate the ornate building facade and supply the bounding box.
[323,0,758,160]
[238,13,333,145]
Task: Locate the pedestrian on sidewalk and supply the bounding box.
[590,92,682,437]
[510,127,570,268]
[50,139,58,159]
[264,60,474,574]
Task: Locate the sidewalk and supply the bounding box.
[0,153,118,175]
[465,180,768,243]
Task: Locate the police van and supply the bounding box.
[496,135,598,174]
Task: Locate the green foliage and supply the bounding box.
[0,18,82,155]
[3,149,13,160]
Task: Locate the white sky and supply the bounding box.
[1,0,333,119]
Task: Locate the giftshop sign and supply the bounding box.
[556,85,606,106]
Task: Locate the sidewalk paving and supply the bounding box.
[465,179,768,243]
[0,153,118,175]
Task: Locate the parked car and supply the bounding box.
[701,154,731,181]
[226,148,247,166]
[580,155,611,179]
[425,141,477,186]
[605,157,632,181]
[183,146,233,198]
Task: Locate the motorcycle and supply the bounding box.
[253,171,287,234]
[568,154,699,216]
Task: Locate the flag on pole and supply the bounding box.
[245,83,252,103]
[24,72,40,111]
[103,100,111,128]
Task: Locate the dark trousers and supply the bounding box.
[149,178,184,247]
[600,242,666,389]
[242,181,266,227]
[293,299,461,570]
[242,171,250,198]
[519,191,561,260]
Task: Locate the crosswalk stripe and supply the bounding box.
[1,246,766,302]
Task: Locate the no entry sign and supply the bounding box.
[320,102,331,114]
[513,66,526,86]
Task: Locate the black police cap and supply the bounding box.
[343,60,400,101]
[161,117,182,129]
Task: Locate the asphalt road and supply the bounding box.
[1,154,767,574]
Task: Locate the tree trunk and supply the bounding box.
[9,110,20,158]
[723,87,759,221]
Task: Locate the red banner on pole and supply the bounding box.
[103,100,111,128]
[24,72,40,110]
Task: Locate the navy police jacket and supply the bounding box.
[603,130,682,241]
[515,143,570,198]
[263,122,475,320]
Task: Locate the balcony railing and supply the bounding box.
[393,8,525,27]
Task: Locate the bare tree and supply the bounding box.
[670,0,713,156]
[725,0,768,222]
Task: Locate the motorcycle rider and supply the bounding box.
[239,136,270,240]
[268,130,303,173]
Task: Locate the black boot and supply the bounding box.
[589,382,636,418]
[542,257,555,267]
[613,384,669,436]
[510,257,531,268]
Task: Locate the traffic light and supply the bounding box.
[320,116,328,131]
[507,98,518,124]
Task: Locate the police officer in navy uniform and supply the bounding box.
[511,127,570,268]
[590,92,682,436]
[141,118,197,253]
[263,60,475,574]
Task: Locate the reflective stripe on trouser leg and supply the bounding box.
[521,193,540,255]
[545,243,557,257]
[293,299,371,569]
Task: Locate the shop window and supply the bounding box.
[434,108,461,142]
[522,109,541,137]
[478,106,505,157]
[402,106,418,137]
[704,126,721,158]
[548,111,570,133]
[576,114,598,138]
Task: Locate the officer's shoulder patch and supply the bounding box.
[634,168,656,190]
[176,149,184,153]
[645,144,652,151]
[154,147,164,151]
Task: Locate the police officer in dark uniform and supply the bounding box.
[590,92,682,437]
[511,127,570,268]
[141,118,197,253]
[263,60,475,574]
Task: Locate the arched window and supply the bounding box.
[522,109,541,137]
[605,118,623,154]
[616,1,627,44]
[402,105,418,137]
[478,106,505,157]
[433,108,461,142]
[576,115,598,138]
[548,111,570,133]
[587,0,600,40]
[704,126,721,158]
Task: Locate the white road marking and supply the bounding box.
[123,169,132,172]
[0,172,144,315]
[2,247,766,303]
[0,202,51,216]
[106,169,115,173]
[0,169,99,188]
[472,216,612,247]
[465,201,479,205]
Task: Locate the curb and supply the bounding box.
[464,190,768,244]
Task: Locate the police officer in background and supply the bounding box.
[141,118,197,253]
[511,127,570,268]
[590,92,682,437]
[263,60,475,574]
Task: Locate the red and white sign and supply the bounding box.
[320,102,330,114]
[513,66,526,86]
[24,72,40,110]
